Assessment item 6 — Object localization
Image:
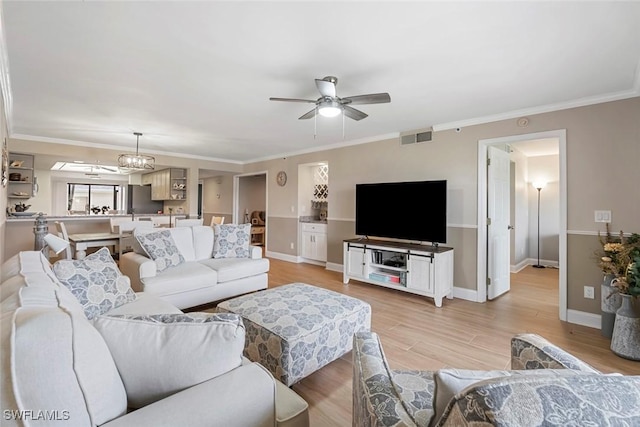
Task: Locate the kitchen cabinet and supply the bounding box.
[300,223,327,262]
[144,168,187,200]
[7,152,35,200]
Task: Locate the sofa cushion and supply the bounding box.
[105,292,183,316]
[213,223,251,258]
[1,253,20,282]
[135,229,186,272]
[53,247,137,319]
[93,312,245,408]
[4,287,127,426]
[141,262,218,296]
[192,225,215,260]
[199,257,270,283]
[432,368,603,427]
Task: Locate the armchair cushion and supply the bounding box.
[135,229,186,272]
[432,368,603,426]
[213,223,251,258]
[53,247,137,319]
[93,312,245,408]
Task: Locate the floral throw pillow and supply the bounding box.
[134,229,185,272]
[213,223,251,259]
[52,247,137,319]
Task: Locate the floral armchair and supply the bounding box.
[353,332,640,426]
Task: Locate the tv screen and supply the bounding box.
[355,180,447,243]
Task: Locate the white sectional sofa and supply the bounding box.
[0,251,308,427]
[119,225,269,309]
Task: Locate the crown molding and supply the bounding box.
[432,88,640,132]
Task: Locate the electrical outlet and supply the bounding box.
[290,242,294,250]
[584,286,595,299]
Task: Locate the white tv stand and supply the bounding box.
[343,238,454,307]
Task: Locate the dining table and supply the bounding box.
[67,232,120,260]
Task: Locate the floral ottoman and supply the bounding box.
[216,283,371,386]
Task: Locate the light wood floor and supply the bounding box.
[264,259,640,427]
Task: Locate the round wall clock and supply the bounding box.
[276,171,287,187]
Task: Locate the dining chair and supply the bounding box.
[210,216,225,226]
[175,218,204,227]
[54,221,72,259]
[118,221,154,259]
[109,217,134,233]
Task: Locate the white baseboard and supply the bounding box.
[510,259,529,273]
[326,262,343,273]
[566,309,601,329]
[525,258,559,268]
[453,286,478,302]
[265,251,299,263]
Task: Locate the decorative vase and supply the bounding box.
[601,274,621,338]
[610,293,640,360]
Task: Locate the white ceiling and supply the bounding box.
[2,1,639,165]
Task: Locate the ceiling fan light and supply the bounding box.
[318,102,342,118]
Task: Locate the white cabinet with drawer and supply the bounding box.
[300,223,327,262]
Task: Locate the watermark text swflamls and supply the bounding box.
[4,409,70,421]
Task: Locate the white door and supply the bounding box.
[487,146,511,299]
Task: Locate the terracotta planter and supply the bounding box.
[611,294,640,360]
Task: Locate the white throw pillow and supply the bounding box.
[52,247,136,319]
[212,223,251,258]
[93,312,246,408]
[134,229,186,272]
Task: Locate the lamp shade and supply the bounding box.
[43,233,70,254]
[532,180,547,190]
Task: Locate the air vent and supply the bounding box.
[400,128,433,145]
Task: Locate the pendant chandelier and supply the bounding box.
[118,132,155,170]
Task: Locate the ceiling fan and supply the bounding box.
[270,76,391,121]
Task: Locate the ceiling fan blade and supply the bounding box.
[315,79,336,98]
[298,108,317,120]
[343,106,368,121]
[341,93,391,105]
[270,97,316,103]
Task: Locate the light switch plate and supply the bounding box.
[594,210,611,223]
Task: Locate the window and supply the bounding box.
[67,183,124,214]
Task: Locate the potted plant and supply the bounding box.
[600,231,640,359]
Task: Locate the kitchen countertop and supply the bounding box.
[6,213,186,222]
[299,216,327,224]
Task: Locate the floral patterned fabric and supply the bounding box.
[212,223,251,258]
[217,283,371,386]
[511,333,600,373]
[352,331,423,427]
[52,247,136,319]
[353,331,640,427]
[106,312,241,324]
[436,375,640,427]
[134,229,185,272]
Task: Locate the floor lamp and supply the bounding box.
[532,181,546,269]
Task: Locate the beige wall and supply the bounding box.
[245,96,640,315]
[202,174,234,221]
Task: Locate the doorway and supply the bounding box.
[477,130,567,321]
[234,171,268,246]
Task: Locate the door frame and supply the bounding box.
[233,170,268,239]
[476,129,567,321]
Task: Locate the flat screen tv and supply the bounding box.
[355,180,447,244]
